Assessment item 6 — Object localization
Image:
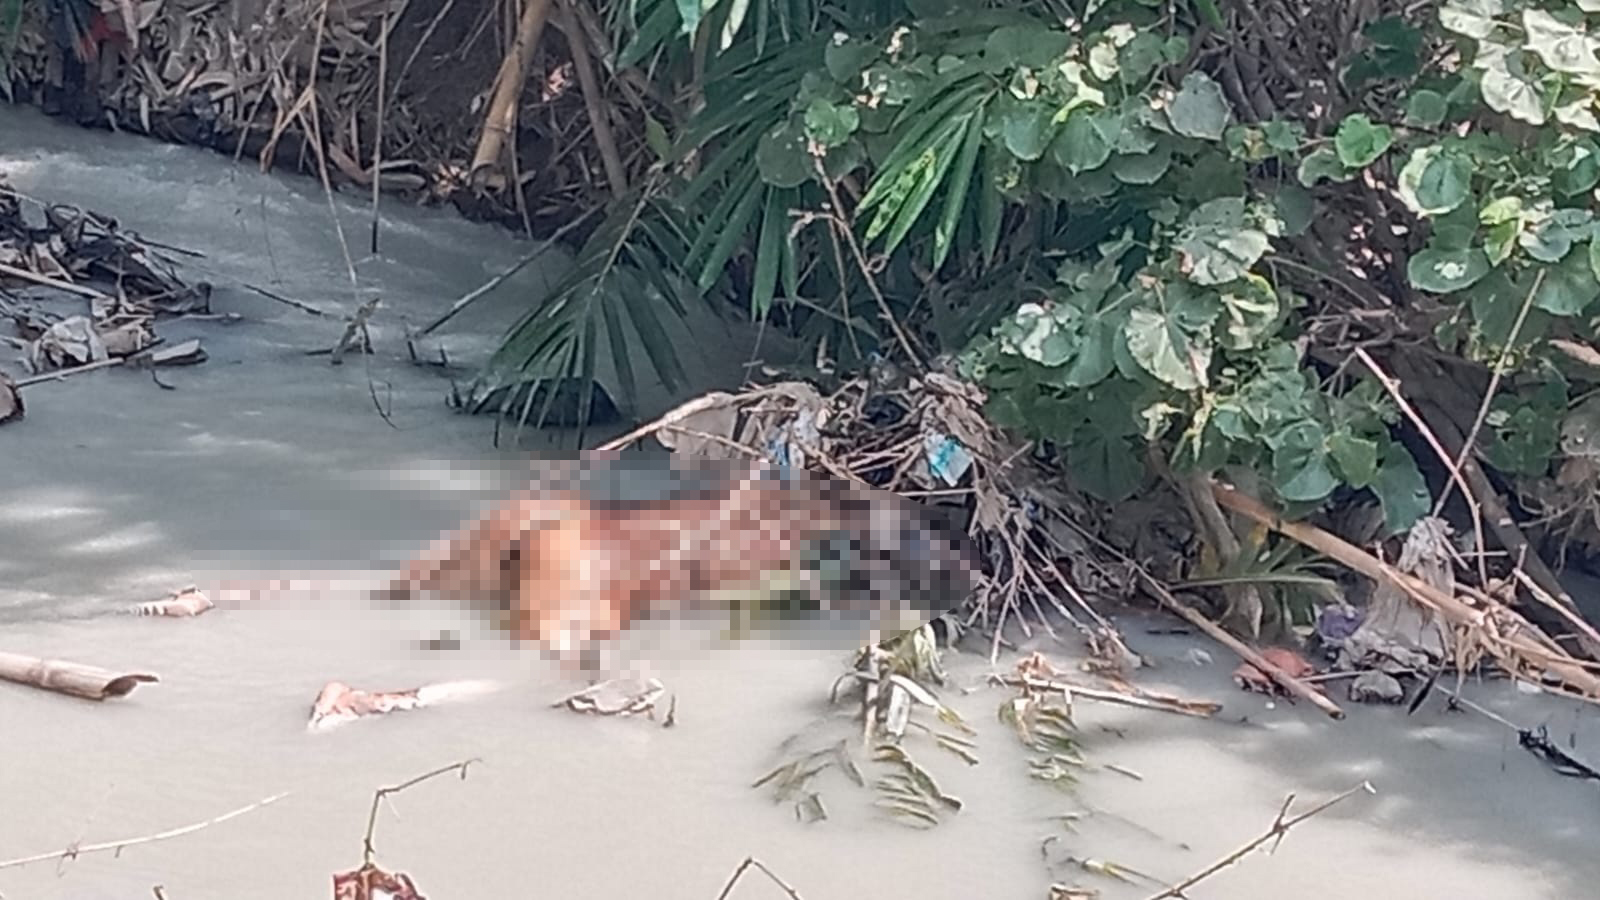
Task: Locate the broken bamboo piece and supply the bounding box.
[0,651,159,701]
[469,0,555,185]
[1134,571,1347,719]
[1211,481,1600,700]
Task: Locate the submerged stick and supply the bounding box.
[0,651,159,701]
[1144,781,1375,899]
[0,793,290,871]
[714,856,804,900]
[362,759,480,866]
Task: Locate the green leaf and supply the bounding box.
[751,186,783,319]
[1438,0,1504,39]
[1328,429,1380,488]
[1521,8,1600,76]
[1334,114,1394,168]
[1408,246,1491,293]
[1480,57,1547,124]
[1273,184,1315,236]
[1519,208,1594,263]
[1168,71,1231,141]
[1590,237,1600,284]
[1374,444,1431,535]
[1404,90,1450,128]
[1217,274,1282,350]
[1396,146,1473,218]
[756,120,814,188]
[1003,303,1074,367]
[825,35,880,84]
[1065,432,1146,503]
[1551,140,1600,197]
[1118,31,1166,85]
[1297,148,1356,188]
[803,100,860,149]
[999,96,1057,161]
[1051,110,1117,174]
[1533,247,1600,316]
[1110,147,1173,184]
[1123,306,1210,390]
[1262,120,1304,154]
[933,104,987,272]
[676,0,704,37]
[985,25,1072,69]
[1176,197,1273,286]
[1271,420,1339,503]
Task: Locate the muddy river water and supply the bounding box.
[3,105,1600,900]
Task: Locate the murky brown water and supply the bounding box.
[5,106,1600,900]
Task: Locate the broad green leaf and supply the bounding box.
[999,96,1056,161]
[1396,146,1472,217]
[1218,274,1282,350]
[1480,59,1546,124]
[1408,246,1491,293]
[1479,195,1523,225]
[1404,89,1449,128]
[803,100,859,149]
[1519,208,1594,263]
[1051,111,1116,174]
[1262,120,1304,154]
[1551,140,1600,197]
[1110,148,1172,184]
[1297,147,1356,187]
[1003,304,1074,366]
[1438,0,1503,39]
[1533,247,1600,315]
[1118,31,1166,85]
[1065,432,1146,503]
[756,120,814,188]
[1334,114,1394,168]
[1168,71,1230,140]
[1328,429,1380,488]
[1590,237,1600,284]
[1522,9,1600,76]
[1271,420,1339,503]
[1176,197,1273,286]
[1124,306,1209,390]
[1059,314,1117,388]
[1374,444,1431,534]
[825,35,880,84]
[1273,184,1315,236]
[984,25,1071,69]
[1554,97,1600,133]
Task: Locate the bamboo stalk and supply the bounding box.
[1211,481,1600,700]
[469,0,556,187]
[556,0,626,198]
[0,651,159,701]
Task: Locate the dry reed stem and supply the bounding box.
[557,0,626,198]
[1353,346,1490,586]
[0,793,290,871]
[1144,781,1375,899]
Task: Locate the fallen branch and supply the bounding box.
[0,650,159,701]
[0,260,110,301]
[0,793,290,870]
[1212,480,1600,701]
[360,759,480,866]
[1144,781,1375,899]
[989,673,1222,719]
[714,856,804,900]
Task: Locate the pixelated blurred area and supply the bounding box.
[378,451,983,673]
[376,372,1117,675]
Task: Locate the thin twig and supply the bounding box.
[418,206,600,336]
[1433,270,1545,517]
[714,856,804,900]
[0,793,290,870]
[1354,346,1489,586]
[1144,782,1375,899]
[242,282,332,317]
[362,759,480,865]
